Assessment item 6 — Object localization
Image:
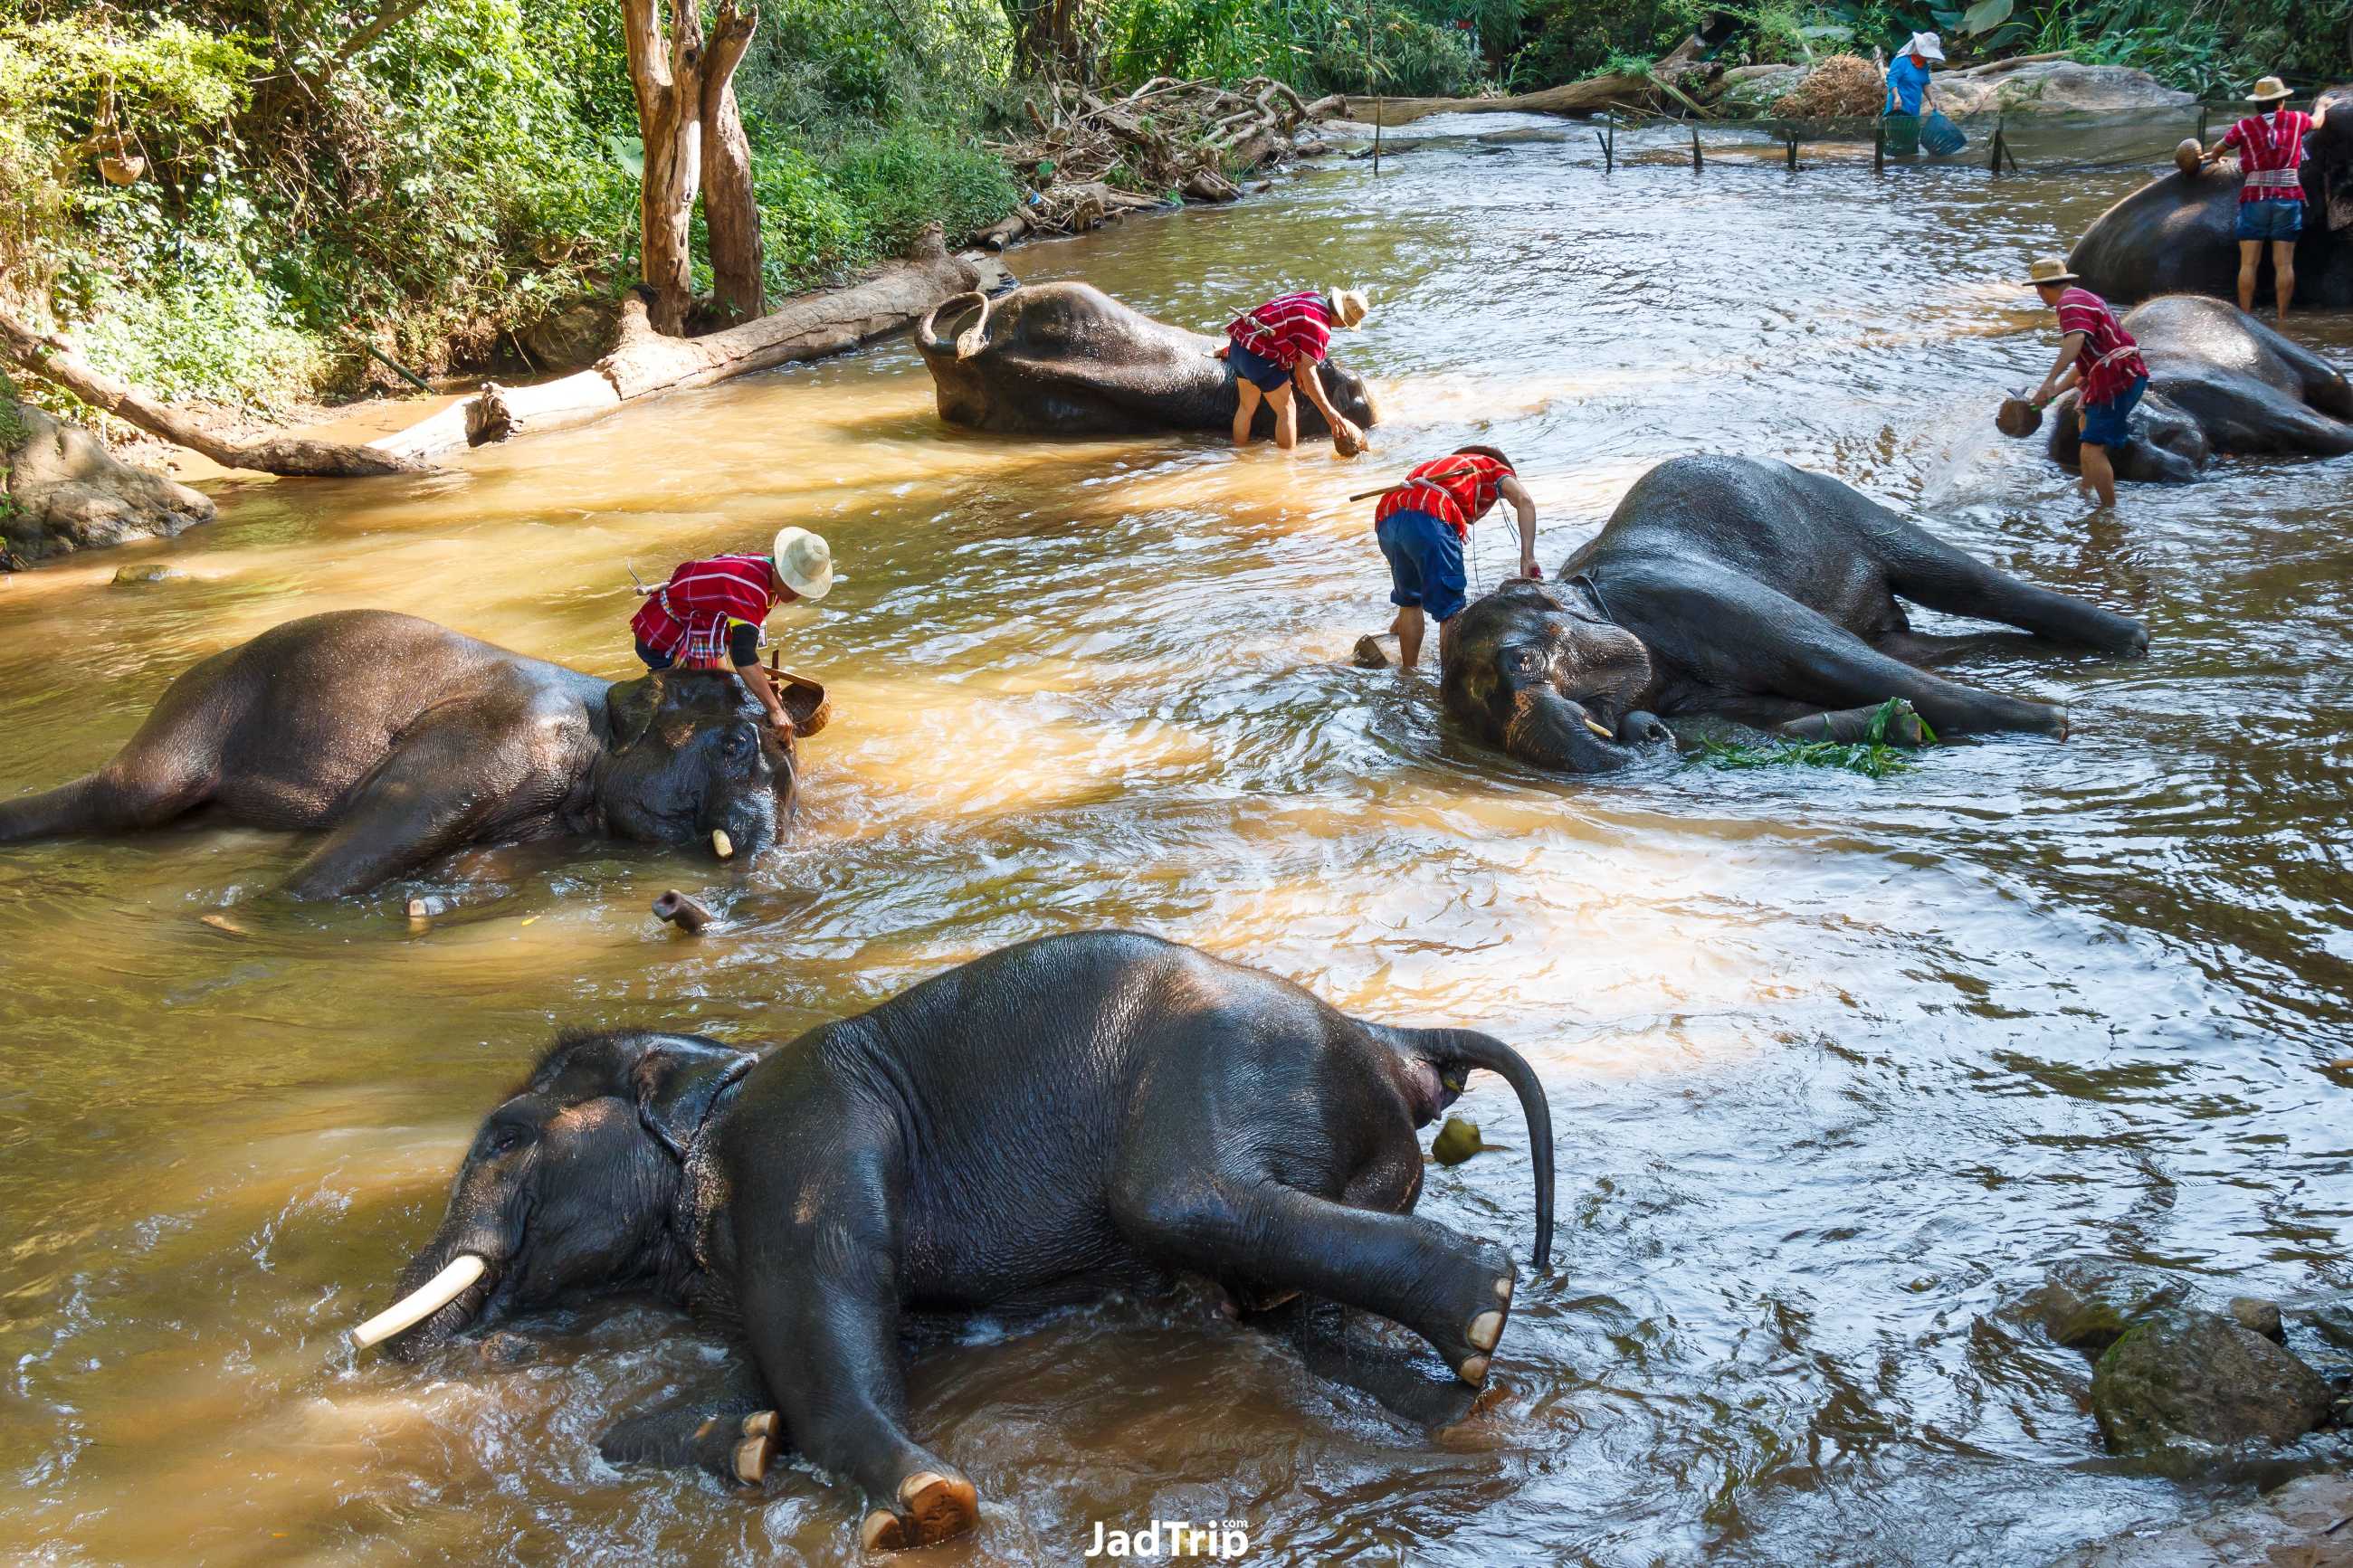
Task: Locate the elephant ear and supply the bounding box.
[605,671,670,755]
[630,1034,757,1158]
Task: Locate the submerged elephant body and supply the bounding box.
[2044,295,2353,481]
[915,280,1377,437]
[362,931,1555,1550]
[1442,455,2148,771]
[0,611,802,897]
[2068,90,2353,309]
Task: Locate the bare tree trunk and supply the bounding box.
[0,307,424,477]
[620,0,763,336]
[700,0,764,324]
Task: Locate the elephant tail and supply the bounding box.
[1397,1026,1556,1270]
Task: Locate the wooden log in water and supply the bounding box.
[1342,72,1653,128]
[373,229,981,462]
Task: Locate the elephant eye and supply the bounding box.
[484,1124,531,1157]
[720,727,754,758]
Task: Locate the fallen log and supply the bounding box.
[1340,73,1652,128]
[372,227,981,461]
[0,307,427,478]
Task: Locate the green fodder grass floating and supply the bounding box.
[1698,698,1936,780]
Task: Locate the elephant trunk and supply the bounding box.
[917,290,991,362]
[1501,687,1645,774]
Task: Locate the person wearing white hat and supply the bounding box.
[1885,33,1944,122]
[628,526,834,732]
[1217,286,1370,450]
[2196,76,2330,321]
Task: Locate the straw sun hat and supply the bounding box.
[2249,76,2293,103]
[2024,256,2080,287]
[1326,288,1370,328]
[770,526,834,600]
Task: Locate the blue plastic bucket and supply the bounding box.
[1921,110,1967,156]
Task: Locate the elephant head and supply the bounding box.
[596,670,798,860]
[2311,88,2353,230]
[357,1031,751,1360]
[1442,577,1670,773]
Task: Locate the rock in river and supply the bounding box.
[4,403,214,561]
[2090,1308,2333,1454]
[2046,1470,2353,1567]
[2024,1259,2190,1354]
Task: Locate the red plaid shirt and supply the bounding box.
[2055,288,2148,408]
[1374,453,1513,538]
[2223,109,2312,204]
[629,554,780,665]
[1226,291,1333,371]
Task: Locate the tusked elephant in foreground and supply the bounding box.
[1415,455,2146,772]
[2068,89,2353,309]
[913,280,1378,438]
[352,931,1554,1553]
[0,611,812,898]
[2043,295,2353,482]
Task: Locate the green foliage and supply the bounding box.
[1700,699,1936,778]
[1100,0,1515,99]
[1509,0,1707,89]
[78,262,324,407]
[750,128,1018,295]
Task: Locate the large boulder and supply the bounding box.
[2046,1471,2353,1567]
[2090,1308,2333,1454]
[1936,63,2192,119]
[3,402,214,562]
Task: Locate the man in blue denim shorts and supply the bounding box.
[1369,445,1538,670]
[2197,76,2330,322]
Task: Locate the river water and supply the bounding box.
[3,116,2348,1566]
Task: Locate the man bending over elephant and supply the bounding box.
[1217,286,1369,451]
[1395,454,2147,774]
[2196,75,2329,321]
[2025,257,2149,510]
[632,526,832,734]
[1368,445,1540,672]
[348,932,1555,1553]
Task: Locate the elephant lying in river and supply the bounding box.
[2043,295,2353,482]
[0,611,811,898]
[356,931,1554,1552]
[914,280,1378,438]
[1417,455,2146,772]
[2068,90,2353,309]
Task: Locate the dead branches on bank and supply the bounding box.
[987,76,1342,238]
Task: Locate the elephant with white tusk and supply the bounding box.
[914,280,1378,439]
[353,931,1554,1553]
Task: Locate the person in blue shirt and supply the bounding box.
[1885,32,1943,119]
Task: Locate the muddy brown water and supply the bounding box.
[4,117,2349,1566]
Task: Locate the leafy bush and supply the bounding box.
[78,259,323,407]
[1510,0,1708,86]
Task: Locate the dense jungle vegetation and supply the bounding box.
[1,0,2343,412]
